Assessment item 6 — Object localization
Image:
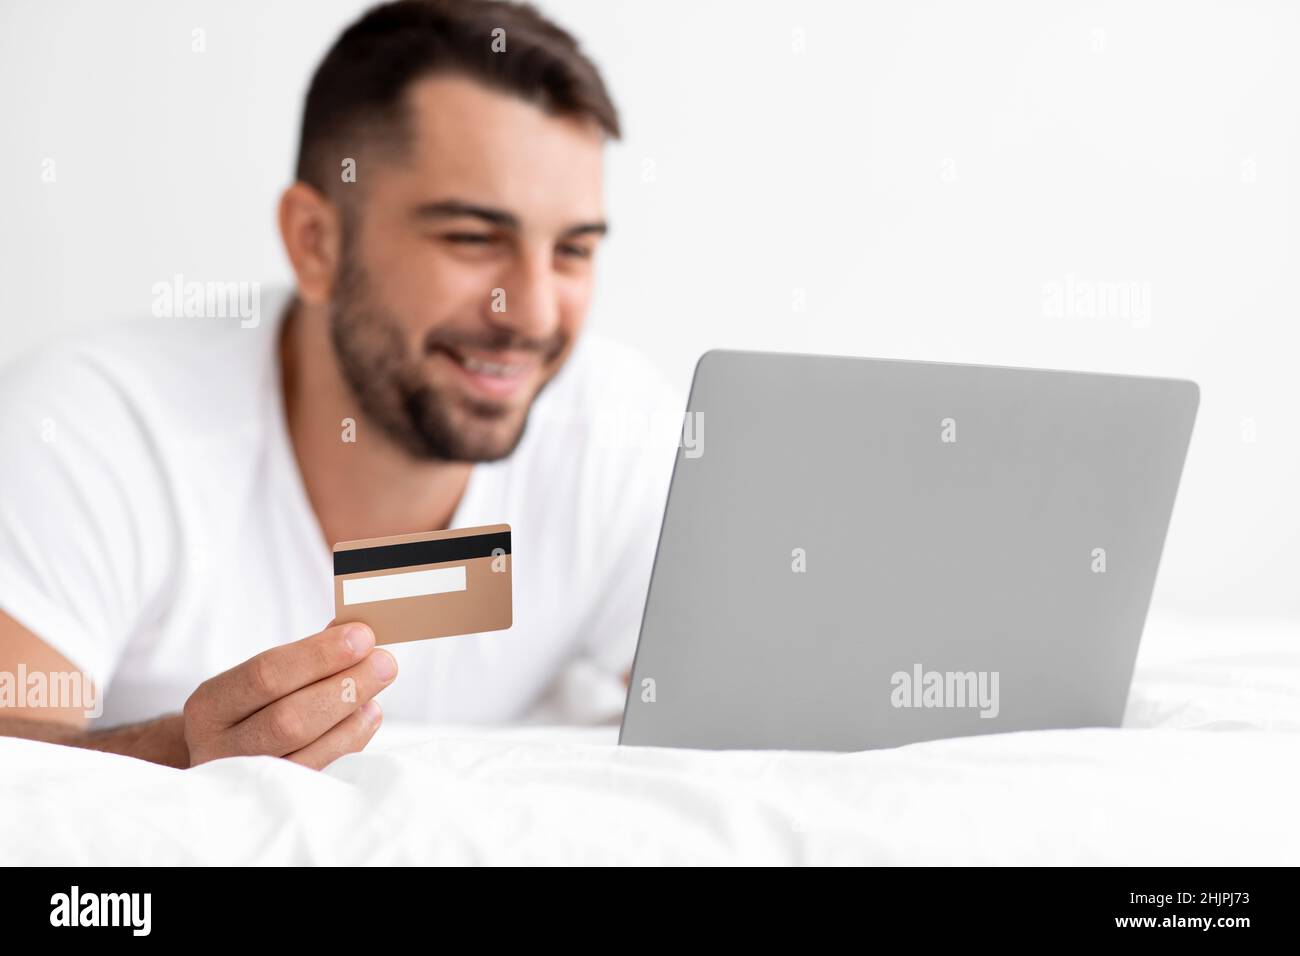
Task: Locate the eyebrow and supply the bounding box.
[412,199,607,239]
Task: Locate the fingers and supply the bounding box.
[285,699,383,770]
[190,622,375,728]
[228,646,398,757]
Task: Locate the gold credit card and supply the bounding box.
[332,523,512,646]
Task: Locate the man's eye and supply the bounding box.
[557,243,593,259]
[442,233,496,245]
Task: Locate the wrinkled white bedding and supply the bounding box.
[3,614,1298,865]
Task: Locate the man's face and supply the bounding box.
[329,74,607,461]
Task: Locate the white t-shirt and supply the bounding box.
[0,291,681,727]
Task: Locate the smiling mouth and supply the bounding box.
[430,344,540,400]
[454,352,531,377]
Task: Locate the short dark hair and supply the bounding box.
[295,0,620,194]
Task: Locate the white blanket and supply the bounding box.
[3,614,1298,865]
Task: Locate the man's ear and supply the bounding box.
[278,182,342,307]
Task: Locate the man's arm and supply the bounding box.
[0,714,190,767]
[0,608,396,769]
[0,609,190,766]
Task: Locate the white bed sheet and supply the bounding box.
[3,613,1298,865]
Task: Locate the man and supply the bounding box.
[0,0,678,768]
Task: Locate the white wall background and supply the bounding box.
[1,0,1297,622]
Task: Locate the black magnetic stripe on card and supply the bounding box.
[333,531,511,576]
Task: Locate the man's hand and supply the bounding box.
[182,621,396,769]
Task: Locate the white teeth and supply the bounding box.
[459,354,522,377]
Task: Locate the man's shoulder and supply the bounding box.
[0,296,287,437]
[517,333,683,483]
[539,333,681,423]
[21,306,279,383]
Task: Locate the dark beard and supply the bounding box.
[327,250,563,462]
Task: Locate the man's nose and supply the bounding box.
[487,250,561,341]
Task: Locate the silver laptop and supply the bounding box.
[619,350,1198,751]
